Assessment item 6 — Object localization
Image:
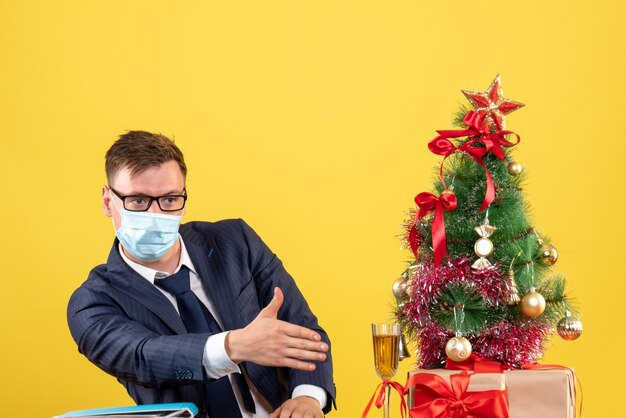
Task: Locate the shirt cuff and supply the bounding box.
[292,385,328,409]
[202,331,241,379]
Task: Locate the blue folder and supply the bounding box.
[53,402,199,417]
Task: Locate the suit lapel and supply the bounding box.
[181,226,241,331]
[106,241,187,334]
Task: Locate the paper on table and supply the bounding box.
[53,402,198,418]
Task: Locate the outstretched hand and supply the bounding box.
[225,287,328,371]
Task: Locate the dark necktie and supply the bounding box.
[155,267,256,416]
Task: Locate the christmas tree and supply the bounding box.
[395,75,583,369]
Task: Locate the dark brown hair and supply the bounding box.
[105,131,187,184]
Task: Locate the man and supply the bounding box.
[67,131,336,418]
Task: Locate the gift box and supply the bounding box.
[407,368,576,418]
[503,369,575,418]
[407,370,508,418]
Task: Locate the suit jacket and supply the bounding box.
[67,219,335,416]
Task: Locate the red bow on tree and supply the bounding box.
[427,111,520,211]
[409,191,457,265]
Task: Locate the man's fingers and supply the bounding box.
[269,406,282,418]
[279,403,297,418]
[284,335,328,355]
[284,346,327,362]
[273,397,323,418]
[279,321,323,343]
[259,287,284,319]
[272,347,326,371]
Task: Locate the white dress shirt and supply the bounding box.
[119,237,327,417]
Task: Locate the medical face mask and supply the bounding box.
[111,195,182,261]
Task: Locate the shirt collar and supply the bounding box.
[118,235,198,284]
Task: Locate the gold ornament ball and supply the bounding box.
[508,161,523,175]
[392,276,409,299]
[537,242,558,266]
[557,315,583,341]
[445,336,472,362]
[520,289,546,317]
[474,237,494,257]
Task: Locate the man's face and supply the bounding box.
[102,160,186,229]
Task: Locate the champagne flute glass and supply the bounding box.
[372,323,401,418]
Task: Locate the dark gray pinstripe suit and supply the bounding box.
[67,219,336,416]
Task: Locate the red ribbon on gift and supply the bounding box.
[428,111,520,211]
[409,191,457,265]
[445,353,510,373]
[362,379,408,418]
[405,371,509,418]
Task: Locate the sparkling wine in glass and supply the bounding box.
[372,323,401,417]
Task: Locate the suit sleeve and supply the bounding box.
[237,219,337,411]
[67,283,209,387]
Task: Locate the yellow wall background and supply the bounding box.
[1,1,623,416]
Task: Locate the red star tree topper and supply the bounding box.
[462,74,525,131]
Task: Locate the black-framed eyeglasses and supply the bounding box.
[109,187,188,212]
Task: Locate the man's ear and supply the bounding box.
[102,186,113,217]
